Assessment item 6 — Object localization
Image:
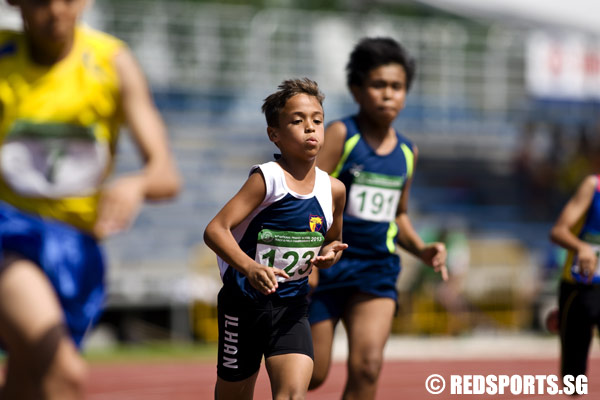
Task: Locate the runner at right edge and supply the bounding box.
[550,174,600,380]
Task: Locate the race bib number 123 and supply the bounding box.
[255,229,324,283]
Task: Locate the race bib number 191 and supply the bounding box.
[255,229,324,283]
[346,171,403,222]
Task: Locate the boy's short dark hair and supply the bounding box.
[346,37,416,91]
[262,78,325,127]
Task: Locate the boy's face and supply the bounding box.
[351,63,407,125]
[268,93,324,160]
[12,0,87,46]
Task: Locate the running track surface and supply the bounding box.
[87,358,600,399]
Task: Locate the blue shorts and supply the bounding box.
[308,254,400,324]
[0,202,105,347]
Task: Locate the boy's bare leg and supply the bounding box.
[342,294,395,400]
[215,371,259,400]
[0,258,87,400]
[266,353,313,400]
[309,318,337,390]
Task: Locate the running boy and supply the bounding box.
[308,37,448,399]
[550,174,600,379]
[204,78,347,400]
[0,0,180,398]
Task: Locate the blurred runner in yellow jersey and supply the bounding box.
[0,0,181,399]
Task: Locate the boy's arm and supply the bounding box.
[550,174,598,280]
[203,171,289,295]
[311,177,348,269]
[395,146,448,280]
[316,121,347,174]
[94,47,181,238]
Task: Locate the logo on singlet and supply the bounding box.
[349,163,364,177]
[309,215,323,232]
[82,50,108,81]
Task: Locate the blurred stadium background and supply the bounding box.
[2,0,600,346]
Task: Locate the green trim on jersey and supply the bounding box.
[401,143,414,179]
[331,133,360,178]
[7,120,96,141]
[386,221,398,253]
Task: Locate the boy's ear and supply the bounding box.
[267,126,279,143]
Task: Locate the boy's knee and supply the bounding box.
[350,354,383,385]
[274,390,307,400]
[273,376,310,400]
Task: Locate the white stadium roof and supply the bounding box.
[413,0,600,35]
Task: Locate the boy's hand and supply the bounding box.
[419,242,449,281]
[311,243,348,269]
[94,175,146,239]
[577,243,598,282]
[246,263,289,295]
